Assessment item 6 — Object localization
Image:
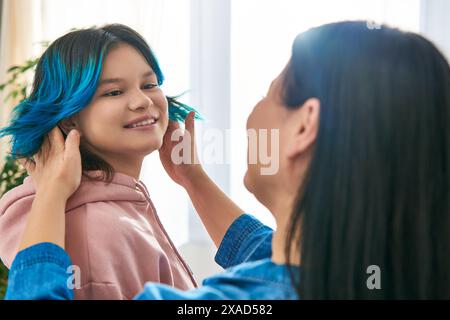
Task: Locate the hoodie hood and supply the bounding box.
[0,170,149,268]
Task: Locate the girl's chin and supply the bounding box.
[120,139,163,156]
[141,143,162,155]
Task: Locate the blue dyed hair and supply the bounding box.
[0,24,200,181]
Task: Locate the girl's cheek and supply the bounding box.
[160,96,169,113]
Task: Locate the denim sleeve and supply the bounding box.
[214,214,273,269]
[5,243,73,300]
[134,283,232,300]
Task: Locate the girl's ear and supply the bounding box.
[58,117,78,136]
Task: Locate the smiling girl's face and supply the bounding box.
[62,43,169,176]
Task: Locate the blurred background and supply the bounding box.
[0,0,449,298]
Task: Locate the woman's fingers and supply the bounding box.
[184,112,199,164]
[38,135,49,165]
[162,120,181,146]
[48,126,65,156]
[33,127,66,167]
[168,119,181,130]
[185,112,196,140]
[64,130,80,160]
[36,136,48,164]
[166,120,181,137]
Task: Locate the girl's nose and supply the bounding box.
[128,89,153,111]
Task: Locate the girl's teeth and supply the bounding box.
[129,119,156,128]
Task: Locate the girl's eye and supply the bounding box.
[102,84,158,97]
[104,90,122,97]
[143,83,159,90]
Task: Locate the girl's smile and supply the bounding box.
[123,115,160,129]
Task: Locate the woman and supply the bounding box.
[5,21,450,299]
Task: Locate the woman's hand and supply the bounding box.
[160,112,244,247]
[159,112,205,188]
[20,127,82,201]
[17,127,81,251]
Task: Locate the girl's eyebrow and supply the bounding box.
[98,70,155,86]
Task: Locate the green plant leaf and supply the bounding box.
[7,65,21,73]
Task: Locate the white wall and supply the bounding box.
[420,0,450,60]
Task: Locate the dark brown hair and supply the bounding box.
[284,21,450,298]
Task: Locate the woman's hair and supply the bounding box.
[283,21,450,299]
[0,23,199,182]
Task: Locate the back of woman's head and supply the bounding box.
[0,23,195,181]
[284,21,450,299]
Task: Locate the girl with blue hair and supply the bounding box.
[0,24,200,299]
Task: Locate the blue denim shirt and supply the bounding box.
[5,214,299,300]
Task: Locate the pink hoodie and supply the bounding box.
[0,170,197,299]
